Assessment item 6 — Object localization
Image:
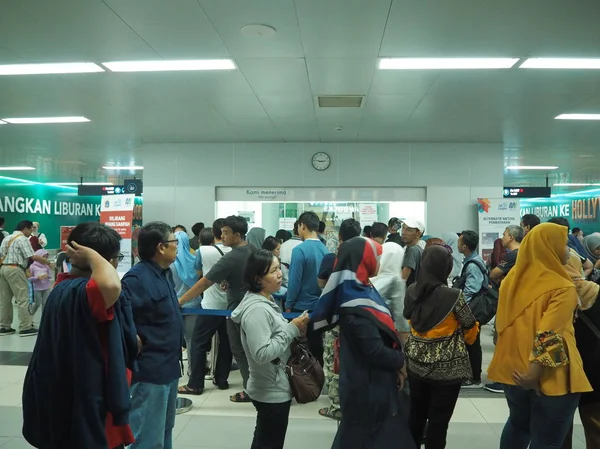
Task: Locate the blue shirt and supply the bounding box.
[194,250,203,272]
[121,261,184,385]
[285,239,328,311]
[462,253,487,302]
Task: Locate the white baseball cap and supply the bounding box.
[402,219,425,232]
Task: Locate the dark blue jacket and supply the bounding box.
[22,277,136,449]
[122,261,183,385]
[334,314,414,449]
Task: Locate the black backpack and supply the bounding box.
[453,259,499,325]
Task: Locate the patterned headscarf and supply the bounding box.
[311,236,399,347]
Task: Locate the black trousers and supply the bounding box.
[466,331,482,382]
[292,308,324,366]
[188,315,232,390]
[251,400,292,449]
[408,375,461,449]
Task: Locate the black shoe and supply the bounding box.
[0,327,15,336]
[484,382,505,394]
[19,328,38,338]
[213,380,230,390]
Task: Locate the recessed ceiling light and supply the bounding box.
[554,183,600,187]
[520,58,600,69]
[378,58,519,70]
[241,24,277,38]
[0,62,104,76]
[0,166,36,171]
[101,59,236,72]
[2,116,90,124]
[579,154,594,158]
[505,165,559,170]
[102,165,143,171]
[46,182,114,186]
[555,114,600,120]
[0,120,6,125]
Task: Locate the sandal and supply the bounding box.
[318,407,342,421]
[178,385,203,395]
[229,391,252,403]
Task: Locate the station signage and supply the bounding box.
[503,187,551,198]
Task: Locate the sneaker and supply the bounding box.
[19,328,38,338]
[0,327,16,336]
[484,382,505,394]
[461,380,483,389]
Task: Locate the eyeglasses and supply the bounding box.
[163,239,179,246]
[112,253,125,262]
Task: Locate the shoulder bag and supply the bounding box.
[276,340,325,404]
[453,259,498,325]
[0,235,21,266]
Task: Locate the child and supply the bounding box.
[27,249,53,315]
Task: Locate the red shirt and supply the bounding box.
[56,273,135,449]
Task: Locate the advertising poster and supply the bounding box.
[59,226,77,251]
[477,198,521,264]
[520,189,600,235]
[100,194,135,276]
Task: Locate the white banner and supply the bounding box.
[477,198,521,265]
[100,195,135,277]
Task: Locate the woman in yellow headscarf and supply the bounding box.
[488,222,592,449]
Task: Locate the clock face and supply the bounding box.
[312,152,331,171]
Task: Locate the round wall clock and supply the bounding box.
[311,152,331,171]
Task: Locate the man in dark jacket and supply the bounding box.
[22,222,138,449]
[122,222,183,449]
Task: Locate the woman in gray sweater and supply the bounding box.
[231,250,310,449]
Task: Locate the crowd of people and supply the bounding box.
[0,210,598,448]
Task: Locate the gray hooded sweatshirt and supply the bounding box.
[231,292,300,403]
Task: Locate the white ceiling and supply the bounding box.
[0,0,600,185]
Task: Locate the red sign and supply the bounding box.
[60,226,76,251]
[99,212,133,238]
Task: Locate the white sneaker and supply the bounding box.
[461,380,483,389]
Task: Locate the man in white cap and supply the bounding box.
[401,219,425,287]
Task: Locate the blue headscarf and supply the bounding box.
[568,234,587,259]
[173,231,198,288]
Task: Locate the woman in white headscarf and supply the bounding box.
[371,242,409,343]
[31,222,48,248]
[442,232,463,280]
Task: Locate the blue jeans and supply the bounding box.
[129,379,178,449]
[501,385,580,449]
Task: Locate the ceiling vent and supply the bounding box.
[317,95,364,108]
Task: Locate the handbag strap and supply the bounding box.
[578,312,600,340]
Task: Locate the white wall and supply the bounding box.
[142,142,503,236]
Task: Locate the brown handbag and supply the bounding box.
[282,340,325,404]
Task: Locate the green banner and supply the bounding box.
[520,188,600,235]
[0,177,102,249]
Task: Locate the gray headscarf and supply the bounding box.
[246,227,266,250]
[442,232,463,278]
[584,233,600,263]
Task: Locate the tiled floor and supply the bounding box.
[0,322,588,448]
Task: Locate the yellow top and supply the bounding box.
[488,223,591,396]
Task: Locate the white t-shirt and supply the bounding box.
[200,243,232,310]
[279,237,302,266]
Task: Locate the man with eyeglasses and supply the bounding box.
[121,222,183,449]
[22,222,140,449]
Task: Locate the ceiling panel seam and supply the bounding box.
[195,0,282,142]
[292,0,321,142]
[99,0,161,58]
[358,0,393,139]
